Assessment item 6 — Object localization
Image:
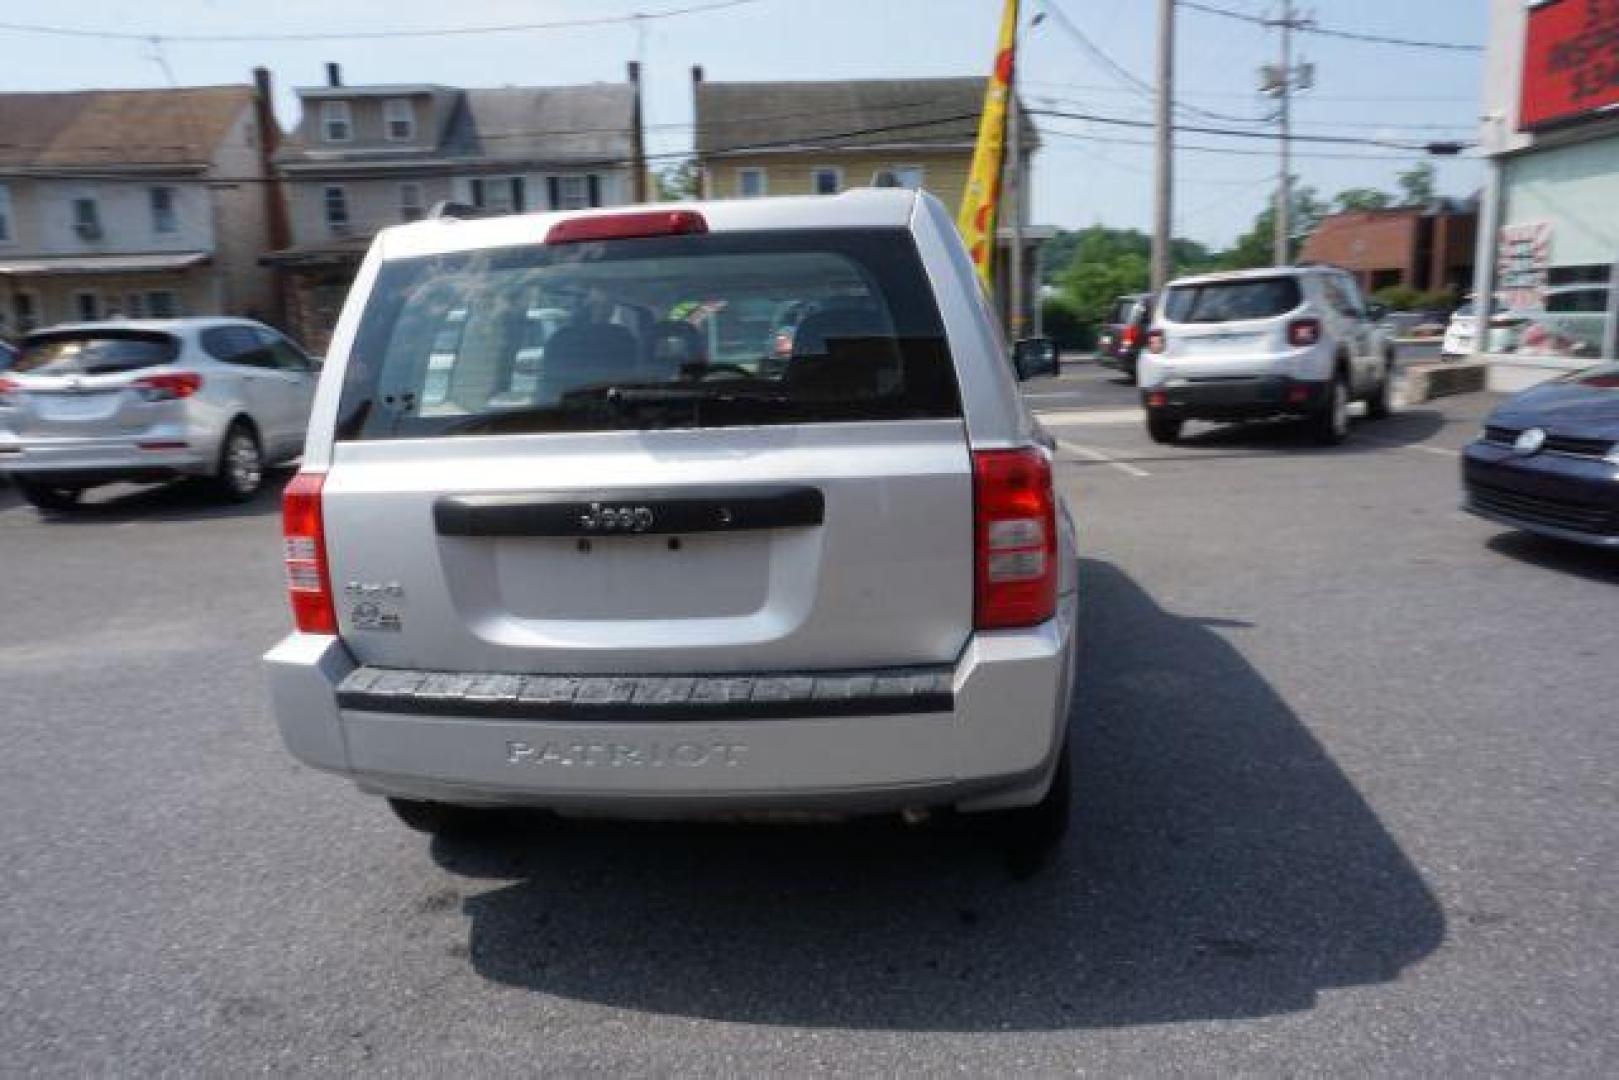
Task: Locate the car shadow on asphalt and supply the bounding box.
[426,557,1445,1031]
[1171,407,1449,454]
[0,470,291,524]
[1484,530,1619,583]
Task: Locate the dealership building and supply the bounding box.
[1476,0,1619,388]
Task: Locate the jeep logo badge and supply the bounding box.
[579,502,655,532]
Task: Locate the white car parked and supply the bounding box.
[1139,265,1395,445]
[264,190,1080,868]
[0,318,317,508]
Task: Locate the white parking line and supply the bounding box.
[1359,435,1461,458]
[1056,439,1151,478]
[1033,407,1145,426]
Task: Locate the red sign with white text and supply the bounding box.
[1519,0,1619,130]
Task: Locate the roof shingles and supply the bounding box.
[695,77,1038,157]
[0,86,253,170]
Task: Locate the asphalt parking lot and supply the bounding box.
[3,361,1616,1074]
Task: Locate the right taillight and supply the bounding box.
[1121,325,1140,348]
[973,448,1058,631]
[1146,329,1166,354]
[1287,318,1322,347]
[282,470,336,634]
[133,372,203,401]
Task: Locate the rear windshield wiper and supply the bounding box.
[604,384,794,408]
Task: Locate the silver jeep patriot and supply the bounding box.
[264,189,1079,863]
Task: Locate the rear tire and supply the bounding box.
[16,480,83,512]
[1146,413,1183,444]
[212,422,263,502]
[387,798,493,836]
[1311,373,1350,446]
[983,740,1072,879]
[1365,359,1395,420]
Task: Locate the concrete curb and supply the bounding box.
[1402,361,1488,403]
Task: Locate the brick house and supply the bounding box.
[692,73,1049,335]
[1299,200,1478,298]
[0,83,278,338]
[266,66,641,352]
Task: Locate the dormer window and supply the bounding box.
[384,99,415,141]
[321,100,353,143]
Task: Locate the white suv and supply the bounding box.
[264,191,1079,867]
[1139,266,1394,445]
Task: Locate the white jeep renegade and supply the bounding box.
[1139,265,1395,445]
[264,190,1079,864]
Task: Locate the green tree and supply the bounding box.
[1396,161,1436,206]
[1218,183,1325,269]
[654,160,701,201]
[1333,187,1392,212]
[1372,284,1421,311]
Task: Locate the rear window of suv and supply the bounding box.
[14,330,180,375]
[335,229,961,440]
[1163,277,1302,323]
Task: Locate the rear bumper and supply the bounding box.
[1462,442,1619,548]
[263,591,1078,816]
[0,437,212,484]
[1142,376,1329,420]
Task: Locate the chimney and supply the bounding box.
[251,67,291,323]
[628,61,648,203]
[325,62,342,88]
[691,64,704,84]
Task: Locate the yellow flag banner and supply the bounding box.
[957,0,1019,290]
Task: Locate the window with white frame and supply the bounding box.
[72,197,101,238]
[469,176,525,214]
[73,291,100,322]
[811,167,841,196]
[554,175,591,210]
[384,98,415,141]
[146,290,178,318]
[321,100,353,142]
[736,167,767,199]
[149,186,178,234]
[121,292,145,318]
[398,181,425,221]
[323,186,350,232]
[11,290,39,332]
[0,183,12,243]
[873,165,924,190]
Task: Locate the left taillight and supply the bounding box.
[282,470,336,634]
[1287,318,1322,347]
[973,447,1058,632]
[133,372,202,401]
[0,377,19,405]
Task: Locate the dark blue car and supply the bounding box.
[1463,363,1619,549]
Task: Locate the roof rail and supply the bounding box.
[428,201,484,221]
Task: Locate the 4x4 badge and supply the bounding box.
[579,502,654,532]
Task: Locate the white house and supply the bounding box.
[266,65,642,351]
[0,83,278,337]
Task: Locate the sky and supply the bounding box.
[0,0,1488,249]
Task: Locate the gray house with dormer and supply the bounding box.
[266,65,640,351]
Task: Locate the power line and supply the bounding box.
[1027,92,1472,134]
[0,0,763,43]
[1038,127,1464,162]
[1038,0,1268,126]
[1030,106,1470,152]
[1177,0,1484,53]
[1020,79,1477,103]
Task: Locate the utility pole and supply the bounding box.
[1152,0,1174,293]
[1274,0,1293,266]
